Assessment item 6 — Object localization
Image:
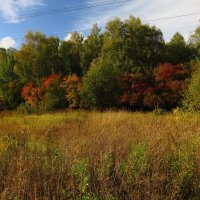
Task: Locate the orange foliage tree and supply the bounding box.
[61,74,82,108]
[22,74,63,107]
[21,82,44,105]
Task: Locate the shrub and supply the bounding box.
[21,82,44,105]
[81,59,122,110]
[61,74,82,109]
[16,102,39,114]
[0,80,22,109]
[155,63,190,109]
[143,93,164,109]
[120,73,145,108]
[20,74,66,113]
[39,78,66,112]
[152,108,167,115]
[120,73,158,110]
[183,63,200,112]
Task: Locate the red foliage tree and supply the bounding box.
[156,63,189,82]
[44,73,59,89]
[120,73,156,109]
[120,63,190,110]
[155,63,190,109]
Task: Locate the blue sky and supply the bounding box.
[0,0,200,49]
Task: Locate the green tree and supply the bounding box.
[81,23,103,74]
[102,16,164,73]
[102,18,127,72]
[0,48,21,109]
[0,48,17,81]
[189,26,200,58]
[81,57,122,110]
[0,80,22,109]
[14,31,61,82]
[165,32,192,64]
[183,61,200,111]
[59,32,83,76]
[124,16,164,70]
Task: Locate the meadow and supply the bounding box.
[0,111,200,200]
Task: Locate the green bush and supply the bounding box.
[81,58,123,110]
[16,103,39,114]
[0,81,22,110]
[152,108,167,115]
[39,79,66,112]
[183,62,200,112]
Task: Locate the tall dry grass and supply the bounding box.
[0,111,200,199]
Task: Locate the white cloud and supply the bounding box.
[64,32,87,41]
[64,33,72,41]
[76,0,200,41]
[0,36,16,49]
[0,0,44,23]
[16,0,43,8]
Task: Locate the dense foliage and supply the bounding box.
[183,61,200,111]
[81,58,123,109]
[61,74,82,109]
[0,16,199,112]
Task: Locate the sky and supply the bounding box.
[0,0,200,49]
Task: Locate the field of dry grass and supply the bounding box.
[0,111,200,199]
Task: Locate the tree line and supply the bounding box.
[0,16,200,112]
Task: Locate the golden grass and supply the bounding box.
[0,111,200,199]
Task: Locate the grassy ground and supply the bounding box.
[0,111,200,199]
